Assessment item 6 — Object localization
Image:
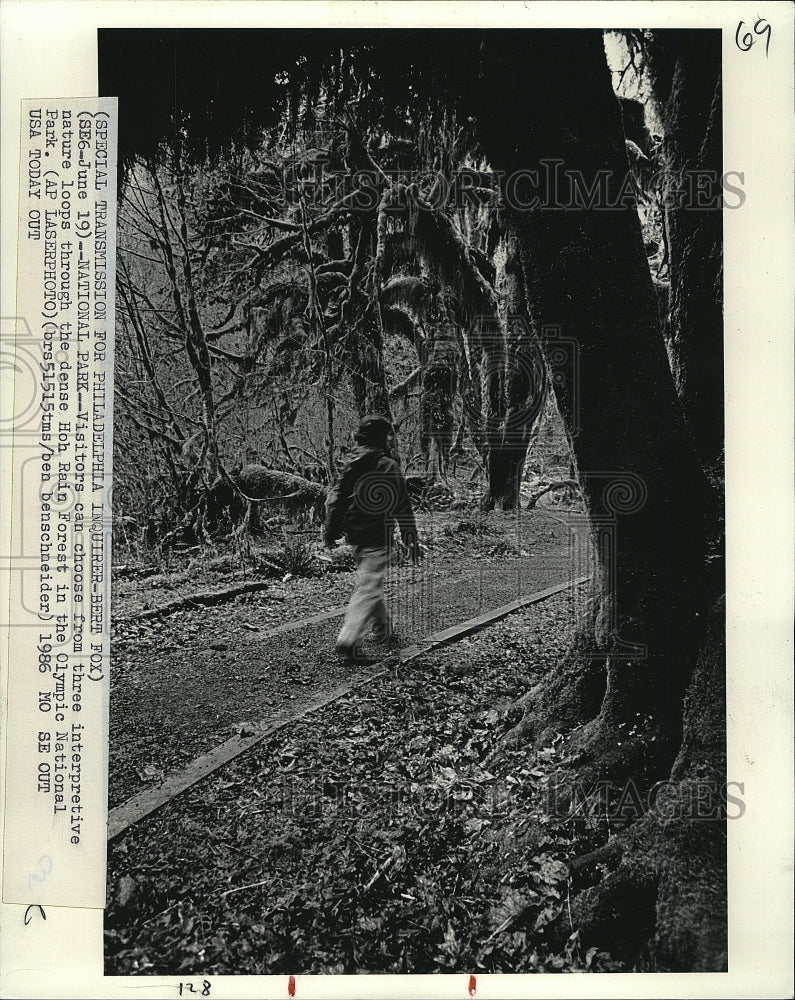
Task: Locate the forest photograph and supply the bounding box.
[99,27,727,975]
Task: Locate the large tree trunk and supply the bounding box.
[344,219,394,421]
[475,29,712,765]
[481,337,539,511]
[414,303,457,479]
[647,31,724,474]
[482,231,546,510]
[472,30,725,969]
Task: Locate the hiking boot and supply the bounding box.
[335,642,377,666]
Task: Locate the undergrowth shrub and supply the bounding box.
[275,534,318,577]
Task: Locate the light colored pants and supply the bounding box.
[336,546,391,649]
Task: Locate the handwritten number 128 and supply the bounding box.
[736,18,772,56]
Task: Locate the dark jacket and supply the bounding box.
[324,445,417,549]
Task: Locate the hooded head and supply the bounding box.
[355,414,394,449]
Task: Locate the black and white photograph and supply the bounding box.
[99,24,732,976]
[1,3,792,997]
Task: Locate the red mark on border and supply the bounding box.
[468,974,477,996]
[288,974,296,996]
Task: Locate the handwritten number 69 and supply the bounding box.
[736,18,772,56]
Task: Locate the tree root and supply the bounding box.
[483,594,727,969]
[488,642,606,763]
[536,596,728,970]
[525,479,580,509]
[557,859,660,966]
[559,712,679,798]
[546,803,727,970]
[567,834,626,890]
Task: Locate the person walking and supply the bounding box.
[323,414,420,663]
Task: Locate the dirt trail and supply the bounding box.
[110,509,587,807]
[105,587,591,976]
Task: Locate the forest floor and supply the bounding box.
[109,499,589,809]
[106,491,628,975]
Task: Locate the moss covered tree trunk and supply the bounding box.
[471,30,725,969]
[475,32,711,756]
[420,312,458,479]
[345,218,394,421]
[482,232,546,511]
[647,30,724,474]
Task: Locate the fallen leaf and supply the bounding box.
[135,764,164,783]
[115,874,136,908]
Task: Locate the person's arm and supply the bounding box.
[323,467,353,546]
[392,465,418,549]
